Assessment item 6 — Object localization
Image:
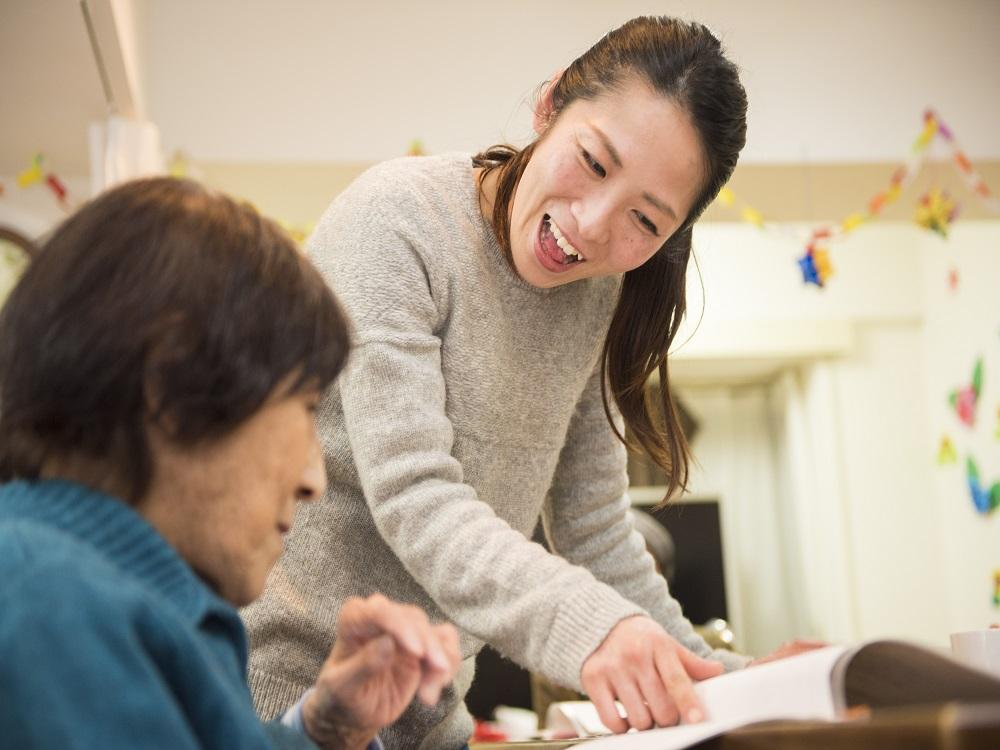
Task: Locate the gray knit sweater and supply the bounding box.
[243,153,745,750]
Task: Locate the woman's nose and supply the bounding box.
[571,193,613,245]
[295,442,327,502]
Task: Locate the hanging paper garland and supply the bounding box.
[712,110,1000,289]
[716,186,765,229]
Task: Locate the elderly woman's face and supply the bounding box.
[139,382,326,606]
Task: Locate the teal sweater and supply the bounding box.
[0,479,314,749]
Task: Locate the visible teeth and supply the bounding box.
[547,218,581,259]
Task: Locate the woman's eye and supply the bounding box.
[581,149,606,178]
[635,211,659,237]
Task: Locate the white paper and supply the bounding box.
[573,646,848,749]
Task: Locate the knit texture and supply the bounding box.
[243,153,746,750]
[0,479,314,749]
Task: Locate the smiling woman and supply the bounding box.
[494,77,704,286]
[244,16,756,749]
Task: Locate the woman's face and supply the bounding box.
[139,380,326,607]
[507,76,705,289]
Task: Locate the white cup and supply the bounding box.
[950,628,1000,676]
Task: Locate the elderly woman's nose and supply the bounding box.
[296,442,327,502]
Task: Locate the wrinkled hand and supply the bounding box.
[581,615,723,733]
[748,638,828,667]
[303,594,460,750]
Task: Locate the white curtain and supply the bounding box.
[680,385,798,656]
[766,366,860,645]
[681,367,864,657]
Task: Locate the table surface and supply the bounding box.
[471,702,1000,750]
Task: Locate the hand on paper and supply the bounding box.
[303,594,461,750]
[581,615,724,733]
[748,638,828,667]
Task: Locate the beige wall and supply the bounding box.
[195,159,1000,229]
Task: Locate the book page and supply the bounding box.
[695,644,846,723]
[576,640,1000,749]
[577,645,848,750]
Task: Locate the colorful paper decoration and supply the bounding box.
[947,267,960,292]
[277,219,314,247]
[967,456,1000,515]
[936,435,958,464]
[915,188,959,237]
[949,357,983,427]
[45,174,68,204]
[5,153,73,211]
[16,154,44,188]
[797,239,834,287]
[994,569,1000,607]
[168,151,190,178]
[797,253,819,286]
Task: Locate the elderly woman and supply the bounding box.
[0,177,459,749]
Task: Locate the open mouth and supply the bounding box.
[540,214,584,266]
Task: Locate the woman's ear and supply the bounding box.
[532,69,564,136]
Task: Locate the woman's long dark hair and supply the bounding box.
[474,17,747,503]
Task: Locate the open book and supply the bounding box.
[561,640,1000,749]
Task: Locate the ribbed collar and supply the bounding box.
[0,479,238,629]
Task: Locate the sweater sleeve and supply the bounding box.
[309,188,646,691]
[541,362,749,672]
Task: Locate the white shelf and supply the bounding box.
[664,318,858,386]
[628,487,717,507]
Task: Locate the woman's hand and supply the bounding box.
[748,638,828,667]
[303,594,461,750]
[581,615,723,733]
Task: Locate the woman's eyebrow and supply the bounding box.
[643,191,676,221]
[590,124,623,169]
[590,123,676,221]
